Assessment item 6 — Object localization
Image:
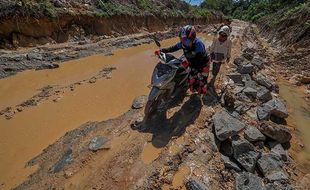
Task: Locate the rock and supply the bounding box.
[27,53,43,60]
[89,77,97,83]
[227,73,243,85]
[242,48,255,61]
[132,95,148,109]
[238,63,255,74]
[234,57,247,66]
[257,105,273,120]
[257,86,272,103]
[255,73,274,89]
[257,153,288,183]
[258,122,292,143]
[265,182,293,190]
[266,99,288,119]
[220,139,233,157]
[235,172,264,190]
[36,63,59,70]
[266,171,289,183]
[269,141,288,161]
[212,111,246,141]
[1,54,27,62]
[88,136,109,151]
[53,149,73,173]
[300,75,310,84]
[244,126,266,142]
[257,99,288,121]
[251,57,265,69]
[243,87,257,99]
[244,79,257,89]
[207,131,220,152]
[232,139,260,172]
[186,178,208,190]
[221,154,242,172]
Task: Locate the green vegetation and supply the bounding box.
[201,0,308,22]
[5,0,213,19]
[14,0,57,17]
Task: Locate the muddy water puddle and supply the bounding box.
[0,34,215,189]
[279,81,310,172]
[162,166,190,190]
[0,38,179,189]
[141,142,163,164]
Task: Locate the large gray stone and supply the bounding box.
[266,171,289,183]
[257,99,288,120]
[228,73,243,85]
[257,154,288,183]
[257,86,272,103]
[251,57,265,70]
[235,172,264,190]
[27,53,43,60]
[53,149,73,173]
[88,136,109,151]
[213,111,246,141]
[243,87,257,99]
[242,48,255,61]
[232,139,260,172]
[186,178,208,190]
[132,95,148,109]
[234,57,247,66]
[238,63,255,74]
[255,73,274,89]
[244,126,266,142]
[266,99,288,119]
[35,63,59,70]
[221,154,242,172]
[258,122,292,143]
[257,104,273,120]
[269,141,288,161]
[265,182,293,190]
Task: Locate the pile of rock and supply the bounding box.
[212,47,293,189]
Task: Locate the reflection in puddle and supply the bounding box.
[279,81,310,172]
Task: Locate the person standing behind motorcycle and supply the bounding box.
[158,25,210,94]
[209,26,232,86]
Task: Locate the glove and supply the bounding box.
[154,49,161,56]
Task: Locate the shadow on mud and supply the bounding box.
[132,94,202,148]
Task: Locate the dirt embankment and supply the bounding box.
[0,0,223,48]
[257,2,310,100]
[0,14,221,48]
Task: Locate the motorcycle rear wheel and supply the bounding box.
[144,99,159,120]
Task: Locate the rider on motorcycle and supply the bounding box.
[157,25,210,94]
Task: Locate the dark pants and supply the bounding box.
[212,61,223,78]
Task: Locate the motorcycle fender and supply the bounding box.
[148,87,162,101]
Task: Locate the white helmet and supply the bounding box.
[219,26,231,36]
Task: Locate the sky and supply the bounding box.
[185,0,204,5]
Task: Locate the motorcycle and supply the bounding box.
[144,39,191,119]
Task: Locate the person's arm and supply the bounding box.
[161,42,182,53]
[209,39,216,60]
[194,40,210,64]
[226,40,232,63]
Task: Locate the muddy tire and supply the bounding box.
[144,99,158,120]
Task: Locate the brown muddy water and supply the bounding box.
[279,81,310,172]
[0,34,215,189]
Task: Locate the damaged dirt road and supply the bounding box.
[1,20,310,190]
